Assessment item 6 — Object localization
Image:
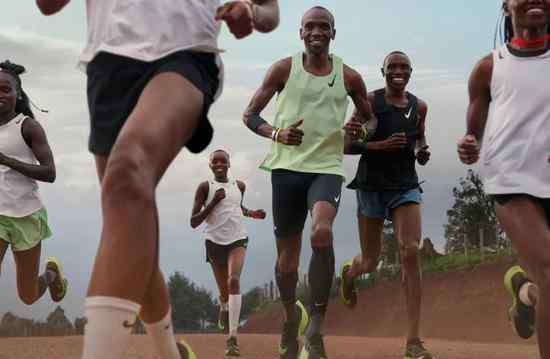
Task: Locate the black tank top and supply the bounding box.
[348,89,420,191]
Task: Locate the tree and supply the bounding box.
[241,286,264,319]
[380,221,399,267]
[444,169,502,254]
[168,271,217,331]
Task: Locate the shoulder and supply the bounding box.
[270,57,292,77]
[196,181,209,193]
[21,117,45,142]
[367,90,377,104]
[342,63,363,83]
[416,97,428,114]
[471,53,494,82]
[265,57,292,88]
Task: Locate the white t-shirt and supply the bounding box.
[203,179,248,245]
[481,45,550,198]
[0,114,44,217]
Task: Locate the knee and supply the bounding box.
[278,256,299,273]
[311,223,333,247]
[101,151,154,208]
[228,275,240,293]
[400,242,420,267]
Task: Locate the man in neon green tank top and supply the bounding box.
[243,7,375,359]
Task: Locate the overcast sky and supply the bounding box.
[0,1,502,321]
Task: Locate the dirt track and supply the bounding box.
[0,334,539,359]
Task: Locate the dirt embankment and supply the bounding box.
[243,259,537,345]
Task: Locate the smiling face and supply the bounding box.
[505,0,550,34]
[209,150,230,181]
[0,72,18,118]
[300,8,336,56]
[382,53,412,92]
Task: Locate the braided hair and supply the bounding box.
[0,60,34,118]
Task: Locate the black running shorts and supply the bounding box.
[205,238,249,266]
[271,169,343,238]
[86,50,220,155]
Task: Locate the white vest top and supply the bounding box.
[80,0,222,64]
[0,114,44,217]
[481,45,550,198]
[203,179,248,245]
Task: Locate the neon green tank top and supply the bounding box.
[260,53,349,178]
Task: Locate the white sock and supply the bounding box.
[81,296,141,359]
[221,301,228,311]
[228,294,242,337]
[144,308,180,359]
[519,282,534,306]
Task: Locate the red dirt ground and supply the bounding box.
[243,259,538,345]
[0,334,538,359]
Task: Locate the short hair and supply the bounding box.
[304,6,335,27]
[382,51,411,68]
[209,149,229,160]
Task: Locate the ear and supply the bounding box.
[332,28,336,40]
[299,27,304,40]
[380,67,385,77]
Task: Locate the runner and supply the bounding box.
[191,149,266,357]
[37,1,280,359]
[457,1,550,357]
[0,60,68,307]
[339,51,433,359]
[243,6,373,359]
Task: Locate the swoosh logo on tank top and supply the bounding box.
[404,107,413,119]
[328,74,337,87]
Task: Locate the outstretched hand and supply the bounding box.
[216,1,254,39]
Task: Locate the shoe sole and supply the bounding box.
[339,260,356,309]
[45,257,68,302]
[503,265,534,339]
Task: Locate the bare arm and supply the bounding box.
[243,58,290,139]
[0,118,55,183]
[458,54,493,165]
[466,55,493,140]
[36,0,70,15]
[190,181,223,228]
[344,65,375,126]
[415,99,431,165]
[237,180,266,219]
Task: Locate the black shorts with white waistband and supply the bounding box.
[86,50,220,155]
[271,169,343,238]
[205,238,249,267]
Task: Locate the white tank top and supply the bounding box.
[203,179,248,245]
[480,45,550,198]
[0,114,44,217]
[79,0,224,98]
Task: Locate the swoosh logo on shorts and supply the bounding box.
[328,75,337,87]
